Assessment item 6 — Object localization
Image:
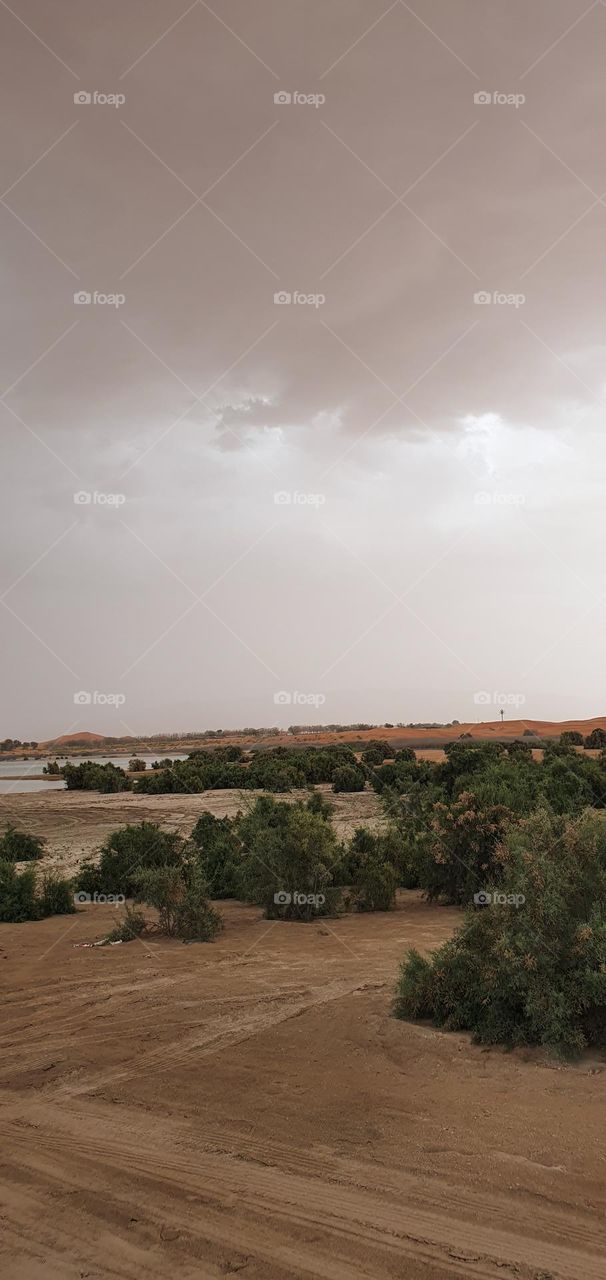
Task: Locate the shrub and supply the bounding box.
[423,792,512,905]
[63,761,131,793]
[128,758,147,771]
[0,860,75,923]
[42,760,62,776]
[394,808,606,1056]
[361,740,392,765]
[190,812,241,897]
[332,765,366,793]
[74,821,185,898]
[38,873,75,917]
[585,728,606,749]
[237,796,341,919]
[104,906,147,943]
[561,731,583,746]
[0,860,37,921]
[340,829,399,911]
[0,824,45,862]
[134,863,222,941]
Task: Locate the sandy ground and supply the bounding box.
[0,787,385,878]
[1,892,606,1280]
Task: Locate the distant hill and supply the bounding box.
[41,731,111,748]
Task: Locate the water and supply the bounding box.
[0,754,188,795]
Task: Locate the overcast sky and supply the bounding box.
[2,0,606,739]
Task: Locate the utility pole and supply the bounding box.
[500,709,504,724]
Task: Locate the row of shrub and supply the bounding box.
[74,794,400,924]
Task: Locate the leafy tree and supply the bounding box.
[585,728,606,749]
[561,731,583,746]
[128,758,147,771]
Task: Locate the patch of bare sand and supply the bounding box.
[1,895,606,1279]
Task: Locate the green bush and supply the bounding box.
[0,824,45,861]
[128,758,147,771]
[38,873,75,917]
[0,860,75,923]
[0,860,37,921]
[74,821,185,898]
[394,808,606,1056]
[332,765,365,793]
[422,792,512,905]
[561,731,583,746]
[63,761,131,793]
[190,812,241,898]
[585,728,606,749]
[134,863,222,941]
[237,795,341,919]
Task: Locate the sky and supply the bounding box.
[2,0,606,740]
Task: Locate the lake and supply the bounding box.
[0,755,188,794]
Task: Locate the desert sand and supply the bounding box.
[1,891,606,1279]
[1,790,606,1278]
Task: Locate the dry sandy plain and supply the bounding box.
[1,788,606,1280]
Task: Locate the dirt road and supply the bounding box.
[1,893,605,1280]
